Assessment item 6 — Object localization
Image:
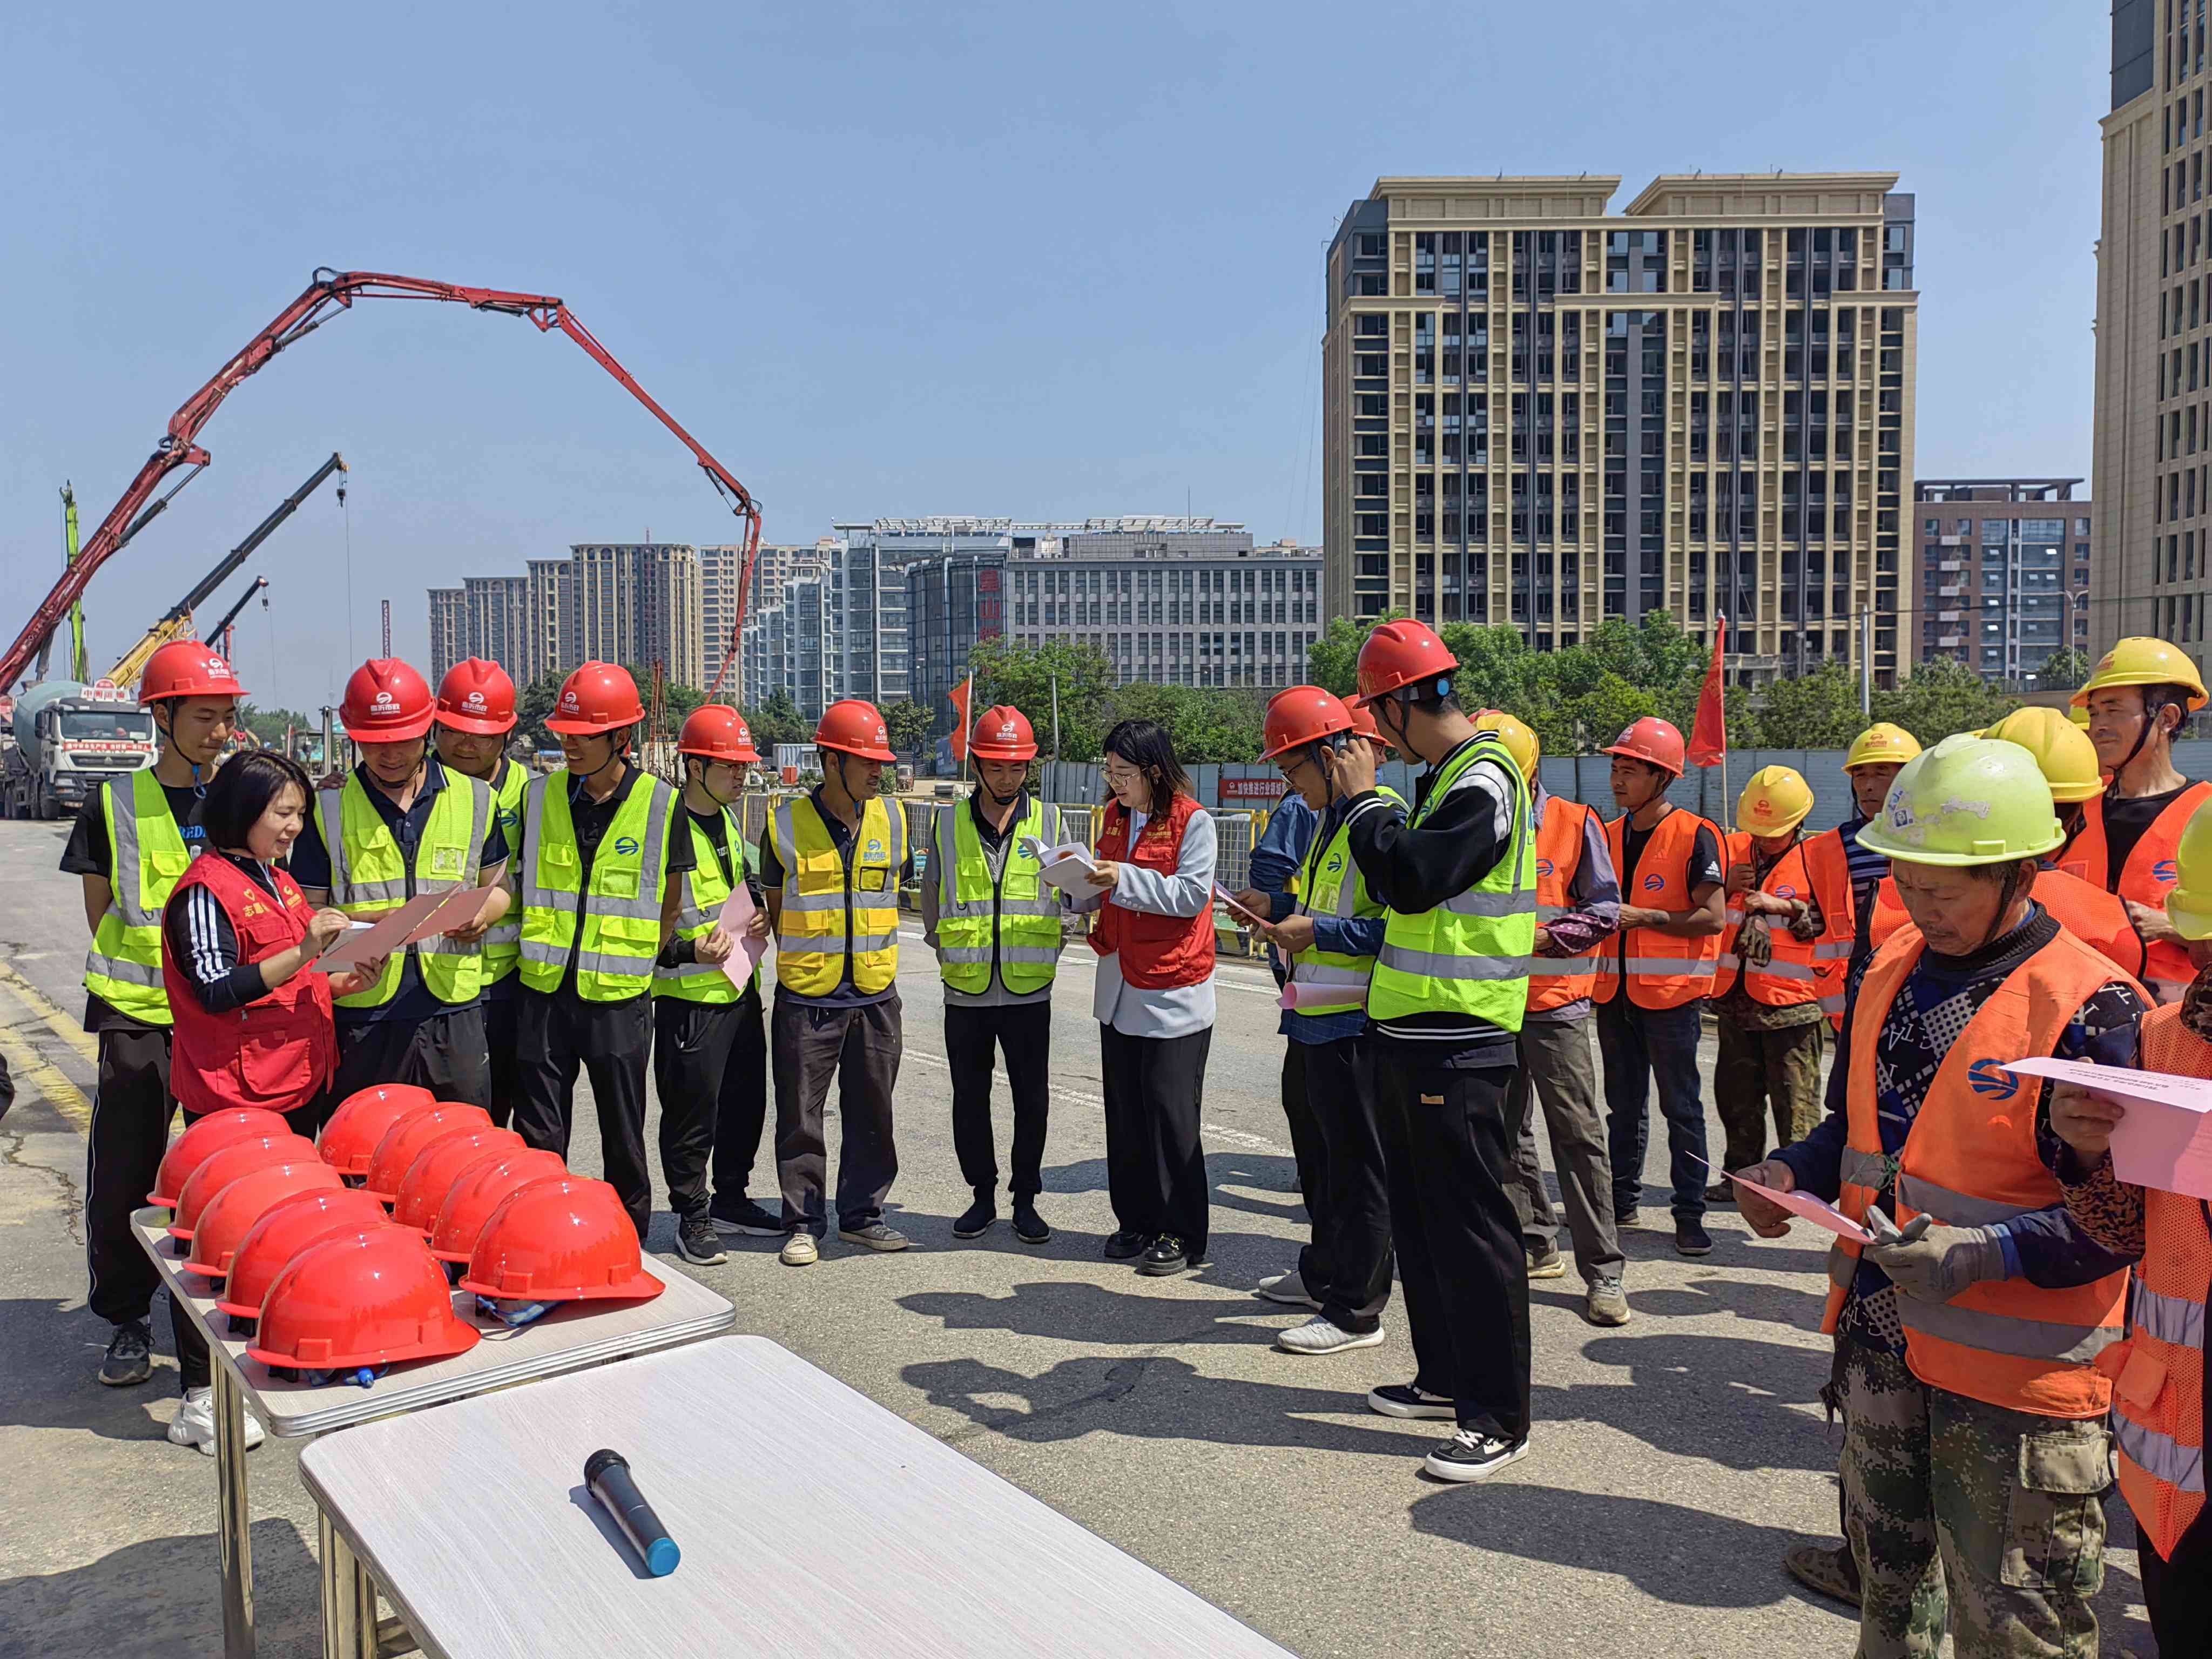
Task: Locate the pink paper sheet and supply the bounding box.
[716,884,771,987]
[1728,1172,1875,1245]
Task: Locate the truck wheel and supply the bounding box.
[39,794,58,821]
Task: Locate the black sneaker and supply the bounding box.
[1424,1427,1529,1482]
[1675,1218,1715,1257]
[709,1196,784,1237]
[953,1193,997,1239]
[1103,1229,1150,1260]
[675,1214,727,1265]
[1137,1235,1190,1276]
[1011,1199,1051,1245]
[1367,1382,1456,1420]
[99,1320,153,1387]
[1615,1204,1640,1230]
[1705,1180,1738,1205]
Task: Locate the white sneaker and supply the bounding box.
[779,1232,819,1267]
[1255,1268,1320,1310]
[166,1386,264,1455]
[1275,1316,1386,1355]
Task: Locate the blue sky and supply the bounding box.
[1,1,2107,710]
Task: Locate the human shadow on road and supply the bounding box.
[1039,1151,1310,1227]
[900,1279,1297,1347]
[1535,1330,1839,1475]
[0,1518,320,1658]
[0,1300,204,1445]
[1554,1271,1827,1331]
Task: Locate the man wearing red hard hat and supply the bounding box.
[1594,716,1727,1258]
[650,704,775,1266]
[430,658,530,1126]
[60,642,240,1394]
[757,698,913,1263]
[289,658,512,1113]
[508,661,694,1240]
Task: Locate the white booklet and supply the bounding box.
[1021,837,1098,892]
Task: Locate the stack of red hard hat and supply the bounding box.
[168,1135,321,1244]
[318,1084,437,1181]
[389,1128,528,1236]
[247,1228,480,1377]
[428,1150,568,1266]
[216,1188,395,1334]
[150,1109,293,1211]
[460,1177,663,1307]
[361,1104,494,1204]
[180,1161,347,1283]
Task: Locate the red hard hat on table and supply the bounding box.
[180,1161,347,1281]
[389,1127,527,1236]
[1603,716,1688,779]
[168,1134,321,1242]
[247,1229,481,1372]
[814,699,895,763]
[1353,620,1459,706]
[545,661,644,734]
[362,1104,494,1204]
[318,1085,437,1179]
[1259,686,1355,761]
[459,1177,664,1303]
[678,704,761,764]
[149,1108,291,1208]
[428,1149,569,1266]
[340,658,436,743]
[140,642,248,705]
[968,705,1037,763]
[215,1187,395,1323]
[434,658,518,735]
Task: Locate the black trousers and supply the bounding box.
[1282,1036,1393,1333]
[86,1026,177,1329]
[1098,1023,1211,1258]
[511,989,655,1239]
[482,987,523,1129]
[2142,1506,2212,1656]
[653,987,767,1221]
[771,994,901,1232]
[332,1004,493,1114]
[1370,1044,1530,1441]
[945,1001,1052,1199]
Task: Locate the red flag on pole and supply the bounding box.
[948,676,974,765]
[1687,615,1728,770]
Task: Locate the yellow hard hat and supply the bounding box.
[1854,736,2064,867]
[2167,799,2212,939]
[2068,704,2091,729]
[1472,709,1539,778]
[1980,707,2105,804]
[1843,722,1922,772]
[1736,765,1814,838]
[2071,636,2209,711]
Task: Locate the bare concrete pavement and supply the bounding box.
[0,818,2158,1656]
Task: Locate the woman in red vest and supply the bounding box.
[1068,719,1217,1277]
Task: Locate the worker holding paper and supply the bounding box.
[2045,797,2212,1653]
[1735,736,2147,1658]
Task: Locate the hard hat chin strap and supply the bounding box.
[2107,694,2170,796]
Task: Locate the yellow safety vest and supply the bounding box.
[518,773,676,1002]
[315,771,492,1009]
[480,757,527,986]
[653,807,760,1004]
[771,794,903,997]
[1287,787,1401,1017]
[934,795,1062,996]
[85,768,193,1025]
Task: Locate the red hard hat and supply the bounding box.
[678,704,761,764]
[428,1149,570,1265]
[814,699,895,763]
[362,1104,495,1204]
[969,705,1038,763]
[390,1127,527,1236]
[340,658,436,743]
[168,1134,321,1242]
[545,661,644,735]
[1259,685,1355,761]
[140,640,248,705]
[215,1188,395,1324]
[247,1229,481,1372]
[1602,716,1688,779]
[1353,620,1459,706]
[434,658,518,736]
[1347,701,1394,753]
[180,1161,346,1281]
[458,1177,664,1304]
[149,1108,292,1208]
[318,1085,438,1179]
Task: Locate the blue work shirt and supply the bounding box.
[1255,794,1384,1046]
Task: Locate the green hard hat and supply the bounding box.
[1854,734,2065,868]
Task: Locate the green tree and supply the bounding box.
[237,704,317,745]
[881,698,935,757]
[515,671,564,754]
[1561,671,1659,755]
[2035,646,2094,692]
[1874,658,2020,746]
[1100,684,1267,765]
[1304,615,1372,698]
[747,689,808,752]
[966,637,1114,760]
[1749,662,1868,749]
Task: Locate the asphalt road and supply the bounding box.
[0,817,2159,1657]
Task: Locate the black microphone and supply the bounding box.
[584,1448,679,1576]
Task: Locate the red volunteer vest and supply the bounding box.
[1529,796,1601,1013]
[161,853,336,1116]
[2069,783,2212,1003]
[1090,793,1215,990]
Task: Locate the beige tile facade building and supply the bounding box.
[1324,173,1918,685]
[571,542,705,690]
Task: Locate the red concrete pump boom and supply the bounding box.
[0,267,763,695]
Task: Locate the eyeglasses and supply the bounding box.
[1102,761,1144,784]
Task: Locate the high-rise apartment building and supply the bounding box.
[2094,2,2212,664]
[1914,480,2094,686]
[570,542,705,689]
[426,588,467,686]
[1324,173,1918,686]
[741,573,835,721]
[522,557,572,689]
[826,534,911,706]
[459,575,529,687]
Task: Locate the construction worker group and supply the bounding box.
[64,625,2212,1653]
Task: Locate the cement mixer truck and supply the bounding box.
[1,679,156,820]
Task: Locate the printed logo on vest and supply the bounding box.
[1772,884,1799,899]
[1967,1059,2021,1101]
[867,838,885,859]
[1325,854,1344,875]
[2154,859,2180,885]
[1536,858,1557,878]
[612,836,640,857]
[430,846,464,876]
[1642,872,1664,892]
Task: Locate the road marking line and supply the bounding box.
[0,962,98,1063]
[0,1019,92,1133]
[902,1044,1291,1157]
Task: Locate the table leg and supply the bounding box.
[318,1510,381,1659]
[213,1362,255,1659]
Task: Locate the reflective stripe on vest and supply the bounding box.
[1529,796,1603,1013]
[1287,787,1399,1017]
[772,794,903,996]
[1366,734,1536,1032]
[85,768,193,1023]
[653,807,758,1004]
[481,758,528,983]
[518,772,675,1002]
[1822,927,2135,1419]
[1593,807,1724,1011]
[2072,783,2212,1004]
[935,797,1062,995]
[318,772,491,1009]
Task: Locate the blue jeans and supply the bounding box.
[1596,997,1709,1222]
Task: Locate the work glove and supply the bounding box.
[1862,1209,2006,1302]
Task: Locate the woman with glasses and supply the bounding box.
[1068,719,1217,1275]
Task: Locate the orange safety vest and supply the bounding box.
[1593,807,1722,1011]
[1822,925,2135,1419]
[2101,1003,2211,1561]
[2033,866,2148,983]
[2069,783,2212,1004]
[1530,795,1603,1013]
[1713,828,1856,1021]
